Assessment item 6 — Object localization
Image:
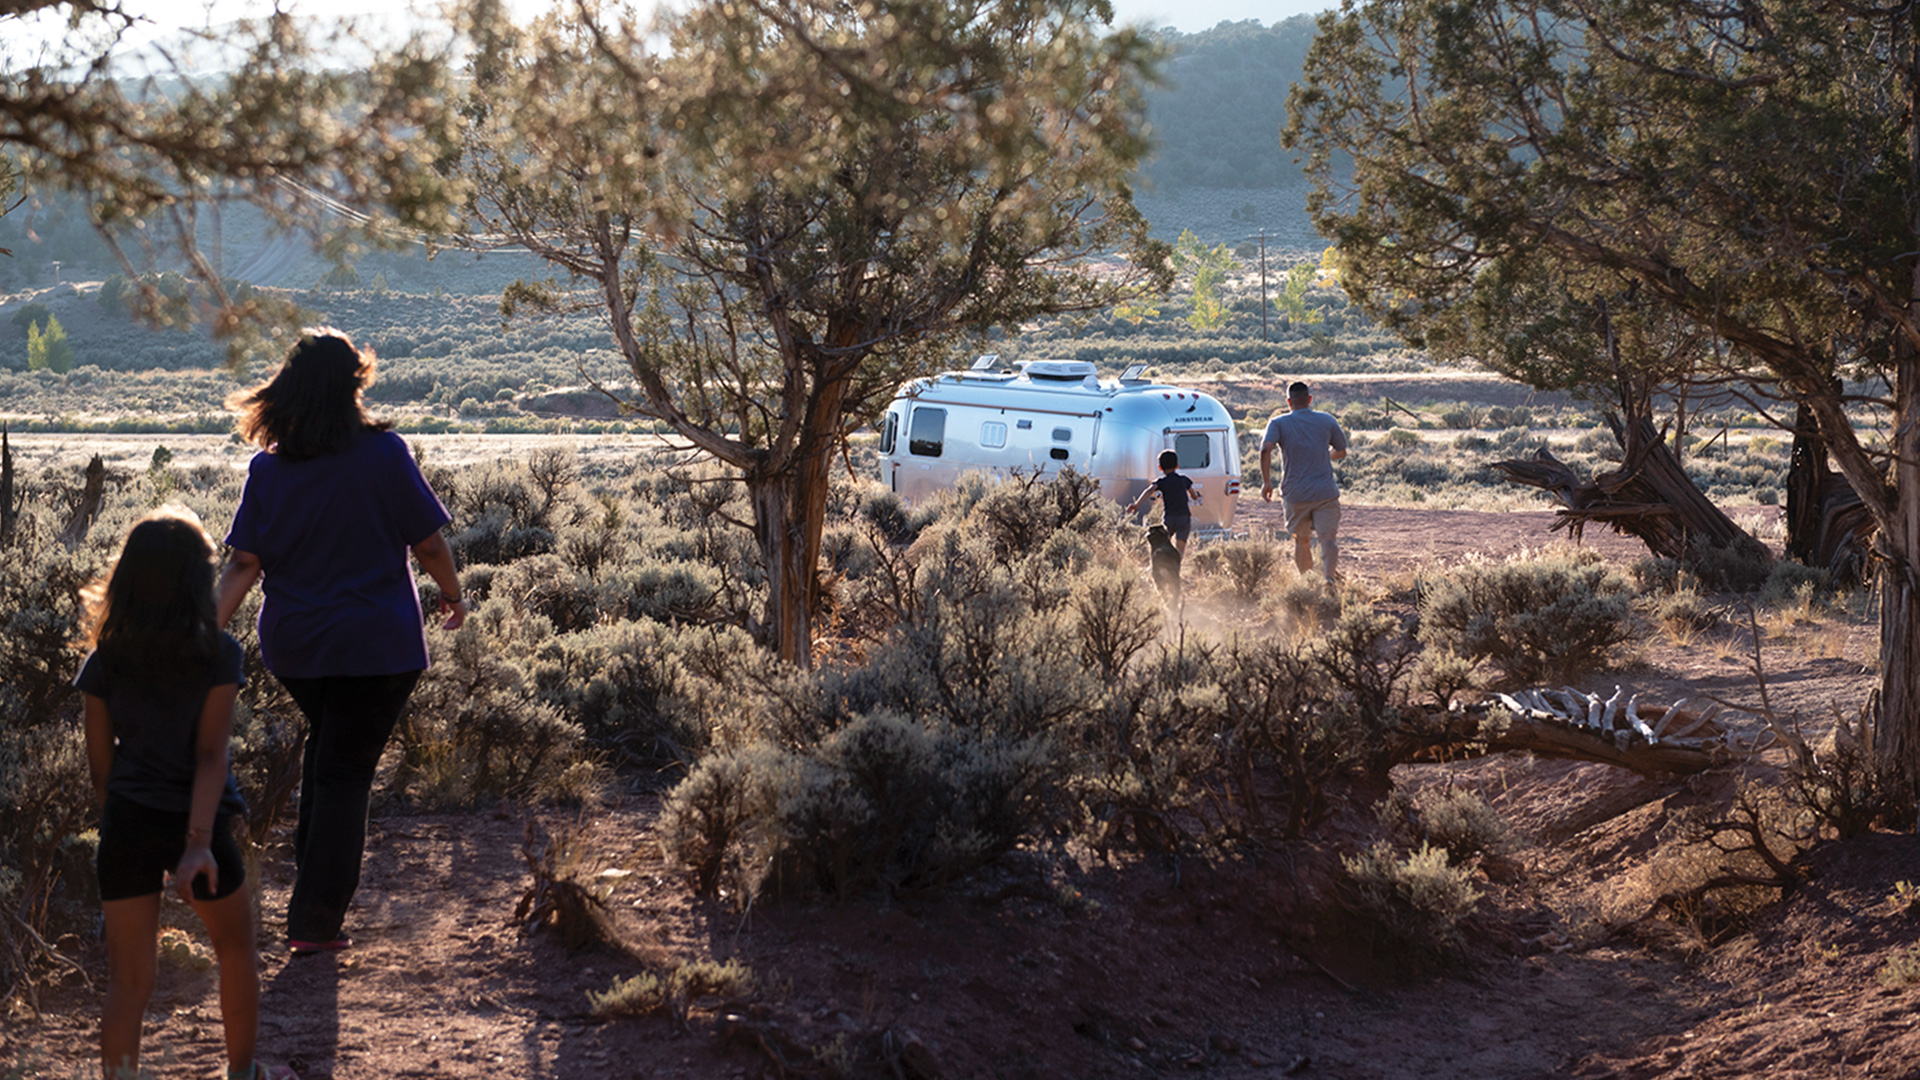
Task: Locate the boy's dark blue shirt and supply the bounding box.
[1150,472,1195,523]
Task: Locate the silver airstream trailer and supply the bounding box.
[878,356,1241,532]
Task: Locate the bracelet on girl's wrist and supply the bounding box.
[446,594,464,605]
[185,826,211,847]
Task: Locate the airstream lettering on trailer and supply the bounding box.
[879,357,1241,532]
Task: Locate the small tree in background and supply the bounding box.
[1272,259,1322,331]
[320,262,362,292]
[25,317,73,374]
[96,274,130,315]
[7,303,49,333]
[1173,229,1235,331]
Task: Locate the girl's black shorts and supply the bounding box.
[96,794,245,903]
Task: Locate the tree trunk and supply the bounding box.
[1877,318,1920,796]
[1877,549,1920,795]
[747,469,813,669]
[1882,12,1920,802]
[1494,332,1769,569]
[745,381,847,669]
[1785,398,1872,582]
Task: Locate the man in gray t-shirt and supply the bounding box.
[1261,381,1350,579]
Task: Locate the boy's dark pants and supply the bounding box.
[279,671,422,943]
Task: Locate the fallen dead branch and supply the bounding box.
[513,818,644,958]
[1400,683,1774,777]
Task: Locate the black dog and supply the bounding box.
[1146,524,1182,609]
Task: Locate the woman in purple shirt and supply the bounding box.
[216,328,465,956]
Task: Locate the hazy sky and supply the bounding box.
[111,0,1336,38]
[3,0,1333,74]
[1113,0,1333,31]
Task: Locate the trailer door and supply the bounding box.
[1161,427,1239,529]
[1172,431,1213,469]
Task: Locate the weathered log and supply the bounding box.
[1479,712,1740,775]
[1397,695,1768,777]
[55,455,104,547]
[1493,412,1771,569]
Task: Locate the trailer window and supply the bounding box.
[909,408,946,457]
[1175,433,1211,469]
[980,421,1007,449]
[1052,427,1072,442]
[881,412,898,454]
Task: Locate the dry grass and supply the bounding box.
[4,431,682,473]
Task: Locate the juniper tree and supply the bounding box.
[452,0,1172,666]
[1285,0,1920,795]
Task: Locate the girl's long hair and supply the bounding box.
[79,505,222,687]
[226,326,390,460]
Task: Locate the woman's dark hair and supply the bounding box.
[80,505,221,687]
[227,327,389,460]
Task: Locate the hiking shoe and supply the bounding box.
[288,937,352,956]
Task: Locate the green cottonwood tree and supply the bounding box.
[1173,229,1235,331]
[1285,0,1920,791]
[25,316,73,374]
[1272,259,1321,330]
[453,0,1171,666]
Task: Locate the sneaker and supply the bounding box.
[288,937,352,956]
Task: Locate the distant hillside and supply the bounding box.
[1134,187,1322,250]
[0,14,1331,294]
[1140,17,1320,193]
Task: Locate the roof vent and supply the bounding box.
[1025,360,1100,381]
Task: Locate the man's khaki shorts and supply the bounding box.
[1283,497,1342,539]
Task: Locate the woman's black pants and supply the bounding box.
[278,671,422,945]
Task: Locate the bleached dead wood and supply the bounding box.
[1401,684,1776,776]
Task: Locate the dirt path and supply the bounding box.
[18,785,1914,1080]
[1233,501,1661,578]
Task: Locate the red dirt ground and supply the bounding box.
[9,507,1918,1080]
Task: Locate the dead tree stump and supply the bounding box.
[1493,412,1771,573]
[55,455,104,547]
[0,425,15,545]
